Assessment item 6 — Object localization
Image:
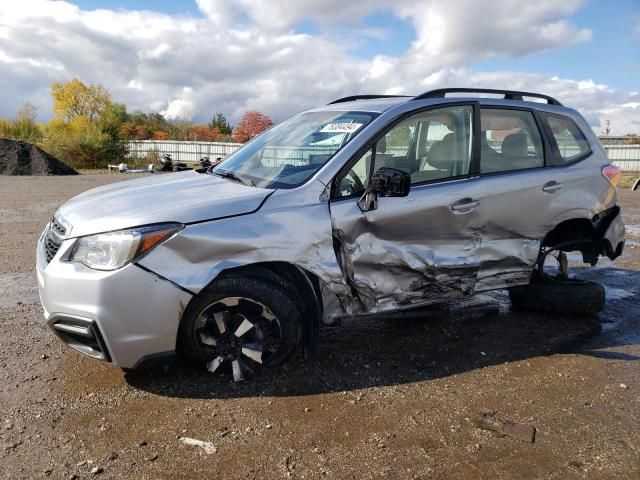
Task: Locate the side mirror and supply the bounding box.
[358,167,411,212]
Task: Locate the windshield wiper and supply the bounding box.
[213,170,247,186]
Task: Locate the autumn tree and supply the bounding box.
[232,111,273,143]
[119,122,137,140]
[189,125,220,141]
[51,79,111,121]
[152,130,170,140]
[44,80,127,168]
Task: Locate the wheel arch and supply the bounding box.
[184,261,323,357]
[542,206,622,264]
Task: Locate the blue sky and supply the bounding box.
[1,1,638,133]
[71,0,202,15]
[477,0,640,92]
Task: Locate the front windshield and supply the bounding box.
[213,110,378,189]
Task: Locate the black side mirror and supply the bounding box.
[370,167,411,197]
[358,167,411,212]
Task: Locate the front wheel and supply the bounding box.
[178,274,303,381]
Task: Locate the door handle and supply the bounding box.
[542,181,563,193]
[451,198,480,213]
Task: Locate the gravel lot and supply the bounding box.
[1,174,639,479]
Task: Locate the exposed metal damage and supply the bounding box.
[139,183,623,326]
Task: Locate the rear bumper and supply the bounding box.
[599,206,625,260]
[37,235,193,368]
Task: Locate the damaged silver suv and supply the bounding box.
[37,88,625,381]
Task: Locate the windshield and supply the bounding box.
[213,110,378,189]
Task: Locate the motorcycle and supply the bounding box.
[159,153,190,172]
[195,156,224,173]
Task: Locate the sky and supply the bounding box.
[0,0,638,134]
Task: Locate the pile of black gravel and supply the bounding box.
[0,139,78,175]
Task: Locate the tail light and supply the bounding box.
[602,164,621,188]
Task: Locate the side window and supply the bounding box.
[335,105,473,198]
[381,105,473,184]
[480,109,544,173]
[542,114,591,165]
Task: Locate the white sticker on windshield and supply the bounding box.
[320,123,363,133]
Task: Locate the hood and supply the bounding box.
[58,171,274,238]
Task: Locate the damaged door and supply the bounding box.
[329,103,484,314]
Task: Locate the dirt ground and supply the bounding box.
[0,174,638,480]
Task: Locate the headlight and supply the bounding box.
[69,223,182,271]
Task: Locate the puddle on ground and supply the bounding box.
[0,272,40,307]
[604,286,636,301]
[625,224,640,237]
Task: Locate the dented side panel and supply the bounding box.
[329,153,616,310]
[470,164,602,291]
[137,181,353,317]
[330,179,484,314]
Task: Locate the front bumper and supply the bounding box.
[37,234,193,369]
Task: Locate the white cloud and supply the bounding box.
[161,97,195,120]
[432,69,640,134]
[0,0,637,134]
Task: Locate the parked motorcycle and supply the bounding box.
[159,153,190,172]
[195,156,224,173]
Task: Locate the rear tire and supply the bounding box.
[178,274,303,379]
[509,278,605,316]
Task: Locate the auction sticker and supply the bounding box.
[320,123,363,133]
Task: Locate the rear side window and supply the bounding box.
[479,109,544,174]
[542,114,591,165]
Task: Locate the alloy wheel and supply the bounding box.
[193,296,282,382]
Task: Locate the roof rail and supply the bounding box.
[413,88,562,106]
[328,94,409,105]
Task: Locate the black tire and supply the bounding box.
[178,274,303,372]
[509,278,605,316]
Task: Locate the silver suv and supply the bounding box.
[37,88,625,381]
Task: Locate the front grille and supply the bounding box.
[43,217,68,264]
[50,217,66,236]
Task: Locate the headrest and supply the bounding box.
[427,133,456,170]
[501,133,528,159]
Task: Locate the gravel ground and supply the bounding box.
[0,174,638,480]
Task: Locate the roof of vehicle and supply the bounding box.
[314,88,570,115]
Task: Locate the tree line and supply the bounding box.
[0,79,273,169]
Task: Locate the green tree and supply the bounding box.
[209,112,232,135]
[0,103,42,144]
